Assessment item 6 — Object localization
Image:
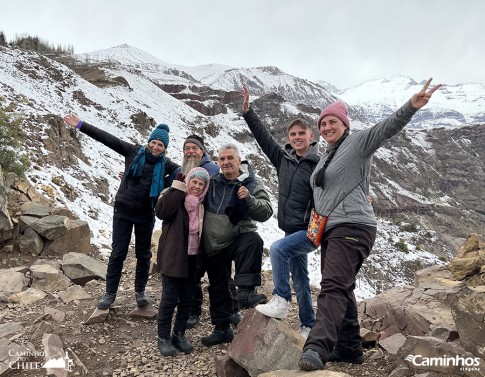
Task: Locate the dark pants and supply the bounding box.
[304,224,376,362]
[105,202,154,294]
[189,271,239,317]
[205,232,263,327]
[157,255,198,339]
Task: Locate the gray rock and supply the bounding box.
[20,202,51,218]
[227,309,304,377]
[379,332,406,355]
[58,285,91,303]
[31,215,68,240]
[30,264,71,292]
[61,252,106,285]
[0,267,26,294]
[42,219,90,255]
[19,227,44,254]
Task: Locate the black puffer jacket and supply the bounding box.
[80,122,180,211]
[243,109,320,233]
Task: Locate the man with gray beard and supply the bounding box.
[178,135,220,328]
[181,135,219,177]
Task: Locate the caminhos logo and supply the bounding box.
[404,354,482,374]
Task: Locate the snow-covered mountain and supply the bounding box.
[338,76,485,128]
[1,44,484,299]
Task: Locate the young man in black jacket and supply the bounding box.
[241,87,319,339]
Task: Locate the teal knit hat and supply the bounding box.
[148,124,170,148]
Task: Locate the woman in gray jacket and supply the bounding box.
[299,78,441,371]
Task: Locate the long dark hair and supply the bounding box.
[314,129,350,188]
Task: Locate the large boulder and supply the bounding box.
[29,263,71,292]
[19,227,44,254]
[448,234,485,281]
[42,219,90,255]
[61,252,106,285]
[400,336,485,376]
[30,215,68,240]
[227,309,304,377]
[0,267,27,295]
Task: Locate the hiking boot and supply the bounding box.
[237,287,267,309]
[230,311,243,327]
[171,331,194,354]
[255,294,290,319]
[201,326,234,347]
[299,348,325,371]
[135,291,149,307]
[97,292,116,310]
[299,326,312,340]
[186,314,200,329]
[329,347,364,364]
[158,337,176,356]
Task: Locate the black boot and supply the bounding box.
[171,331,194,354]
[97,292,116,310]
[158,337,176,356]
[230,311,243,327]
[237,287,267,309]
[201,326,234,347]
[186,314,200,329]
[135,291,149,307]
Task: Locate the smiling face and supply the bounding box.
[187,177,207,197]
[219,148,241,180]
[319,116,347,147]
[288,124,314,156]
[147,140,166,156]
[183,142,204,160]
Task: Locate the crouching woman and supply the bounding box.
[155,167,210,356]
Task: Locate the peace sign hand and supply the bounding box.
[241,86,250,113]
[410,78,442,110]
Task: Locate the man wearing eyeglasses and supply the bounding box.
[181,135,220,178]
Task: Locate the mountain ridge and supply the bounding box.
[0,43,484,298]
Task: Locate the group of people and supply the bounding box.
[63,77,440,371]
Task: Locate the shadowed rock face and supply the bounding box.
[365,123,485,253]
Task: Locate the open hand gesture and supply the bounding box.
[410,78,442,110]
[63,114,81,128]
[241,87,250,113]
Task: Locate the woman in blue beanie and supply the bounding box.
[64,114,180,310]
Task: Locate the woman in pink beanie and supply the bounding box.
[299,78,441,371]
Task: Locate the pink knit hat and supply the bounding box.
[317,101,350,130]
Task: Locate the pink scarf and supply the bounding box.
[184,167,210,254]
[184,194,202,235]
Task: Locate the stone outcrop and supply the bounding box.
[212,234,485,377]
[227,309,304,376]
[61,252,107,285]
[0,167,13,242]
[0,173,91,257]
[357,233,485,376]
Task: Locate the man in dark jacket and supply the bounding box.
[241,87,320,340]
[201,143,273,347]
[63,114,179,310]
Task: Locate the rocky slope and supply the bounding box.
[0,43,484,298]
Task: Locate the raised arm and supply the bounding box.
[63,114,133,156]
[241,87,283,168]
[410,78,442,110]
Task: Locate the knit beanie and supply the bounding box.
[148,124,170,148]
[185,167,210,186]
[184,134,205,151]
[317,101,350,130]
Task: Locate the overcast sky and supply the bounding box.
[1,0,484,89]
